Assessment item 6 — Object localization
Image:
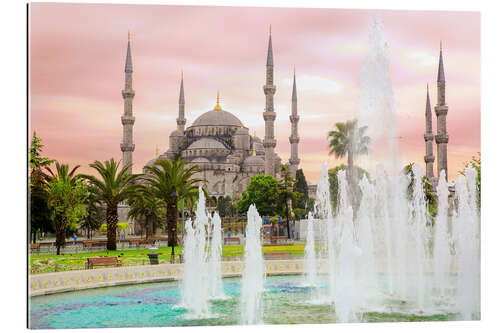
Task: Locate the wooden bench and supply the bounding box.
[224,237,240,245]
[129,239,156,247]
[86,257,121,269]
[271,236,293,245]
[30,243,40,253]
[83,240,106,248]
[264,252,292,260]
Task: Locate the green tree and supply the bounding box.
[29,132,55,243]
[216,196,234,218]
[328,120,370,183]
[45,162,88,254]
[277,164,302,238]
[294,169,310,216]
[127,184,166,239]
[236,174,280,216]
[143,158,203,262]
[79,189,104,240]
[328,164,369,213]
[82,159,141,250]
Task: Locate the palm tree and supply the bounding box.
[127,184,165,239]
[45,162,88,255]
[143,158,203,262]
[328,119,370,183]
[82,159,141,250]
[277,164,301,239]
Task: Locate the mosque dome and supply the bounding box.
[191,157,210,163]
[192,109,243,127]
[187,138,226,150]
[234,127,249,135]
[145,158,157,167]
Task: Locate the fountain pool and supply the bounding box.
[29,274,458,329]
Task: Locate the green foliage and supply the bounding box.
[404,163,437,223]
[143,158,203,255]
[99,224,107,233]
[236,174,280,216]
[328,164,369,212]
[45,162,89,254]
[127,184,166,238]
[79,189,104,239]
[99,223,129,233]
[83,159,141,250]
[328,120,370,180]
[29,131,55,242]
[294,169,309,215]
[269,217,279,224]
[216,196,234,217]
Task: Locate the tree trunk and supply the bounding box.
[167,199,178,263]
[55,215,66,255]
[33,230,37,244]
[106,205,118,251]
[146,215,153,240]
[285,200,291,239]
[347,149,354,184]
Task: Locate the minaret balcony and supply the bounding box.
[435,134,449,144]
[424,155,435,163]
[176,118,186,126]
[263,138,276,148]
[424,133,434,141]
[289,157,300,165]
[120,143,135,152]
[289,115,300,122]
[434,105,448,116]
[263,111,276,121]
[289,136,300,144]
[263,85,276,94]
[121,115,135,125]
[121,89,135,98]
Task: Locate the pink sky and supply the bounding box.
[29,3,480,183]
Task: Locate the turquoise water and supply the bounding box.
[29,275,456,329]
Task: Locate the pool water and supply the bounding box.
[29,275,456,329]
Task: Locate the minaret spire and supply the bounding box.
[263,26,277,176]
[435,42,449,181]
[121,31,136,174]
[424,83,435,180]
[176,70,186,132]
[289,67,300,178]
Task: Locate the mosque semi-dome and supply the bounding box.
[244,155,265,166]
[187,138,226,150]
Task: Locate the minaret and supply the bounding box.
[121,31,135,174]
[263,25,277,176]
[288,67,300,179]
[434,41,449,181]
[424,83,435,180]
[177,71,186,133]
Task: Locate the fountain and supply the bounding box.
[303,212,317,287]
[208,211,226,300]
[241,204,265,325]
[181,187,210,318]
[434,170,451,299]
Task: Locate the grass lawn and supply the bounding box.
[29,244,305,274]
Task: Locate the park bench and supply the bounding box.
[224,237,240,245]
[264,252,292,260]
[86,257,122,269]
[271,236,293,245]
[129,239,156,248]
[30,243,40,253]
[83,240,106,248]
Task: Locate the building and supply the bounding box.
[121,28,302,203]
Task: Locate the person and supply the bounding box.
[73,234,77,243]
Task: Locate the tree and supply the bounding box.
[45,162,88,255]
[143,158,203,262]
[236,174,280,216]
[328,120,370,183]
[79,188,105,240]
[29,132,55,243]
[216,196,234,218]
[82,159,141,250]
[328,164,369,213]
[277,164,302,238]
[127,184,166,239]
[294,169,310,217]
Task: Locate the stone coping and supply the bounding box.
[29,259,315,297]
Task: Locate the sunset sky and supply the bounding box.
[29,3,480,183]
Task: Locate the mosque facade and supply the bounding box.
[120,29,301,201]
